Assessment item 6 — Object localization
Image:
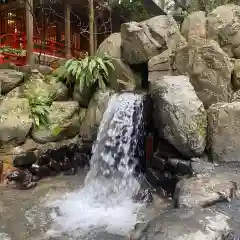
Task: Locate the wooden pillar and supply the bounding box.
[25,0,34,65]
[64,2,71,58]
[93,18,97,53]
[89,0,94,56]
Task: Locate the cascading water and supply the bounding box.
[46,92,151,239]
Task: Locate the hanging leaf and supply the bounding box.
[104,60,115,70]
[96,58,109,77]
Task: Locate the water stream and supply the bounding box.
[45,92,150,238]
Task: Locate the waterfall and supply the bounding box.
[46,92,150,239]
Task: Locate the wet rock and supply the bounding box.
[190,157,215,175]
[174,38,233,108]
[174,172,237,208]
[5,168,37,190]
[208,102,240,162]
[150,75,207,157]
[0,98,32,145]
[132,189,153,204]
[0,69,24,94]
[121,15,186,64]
[146,168,179,196]
[181,11,206,40]
[79,89,114,141]
[31,101,81,144]
[130,207,233,240]
[154,138,185,160]
[207,4,240,58]
[13,151,37,167]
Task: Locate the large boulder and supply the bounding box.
[174,38,233,108]
[96,33,141,91]
[31,101,82,144]
[207,4,240,58]
[79,89,114,141]
[6,69,68,101]
[96,33,121,59]
[0,69,24,94]
[0,98,32,145]
[121,15,186,64]
[208,102,240,162]
[150,75,207,157]
[181,11,206,40]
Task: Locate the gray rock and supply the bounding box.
[174,173,236,208]
[150,75,207,157]
[232,59,240,90]
[148,50,173,81]
[181,11,206,40]
[13,151,37,167]
[208,102,240,162]
[96,33,121,59]
[174,38,233,108]
[121,15,186,64]
[31,101,81,144]
[0,98,32,145]
[231,89,240,102]
[80,89,114,141]
[130,207,234,240]
[0,69,24,94]
[96,33,141,91]
[207,4,240,58]
[190,157,215,175]
[6,74,68,101]
[107,58,141,91]
[73,84,95,107]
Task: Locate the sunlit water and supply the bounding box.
[44,92,149,238]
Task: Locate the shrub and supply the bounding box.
[26,89,55,128]
[60,56,115,91]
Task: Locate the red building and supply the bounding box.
[0,0,109,65]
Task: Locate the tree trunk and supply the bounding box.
[89,0,95,56]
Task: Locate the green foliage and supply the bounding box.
[0,46,23,55]
[62,56,115,91]
[110,0,153,22]
[26,89,55,128]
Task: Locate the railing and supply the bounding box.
[0,32,86,66]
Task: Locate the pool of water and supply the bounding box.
[0,170,170,240]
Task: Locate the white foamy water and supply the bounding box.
[45,92,147,238]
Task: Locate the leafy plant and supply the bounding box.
[0,46,23,55]
[63,56,115,91]
[110,0,153,22]
[26,89,55,128]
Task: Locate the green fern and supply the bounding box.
[26,89,55,128]
[64,56,115,91]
